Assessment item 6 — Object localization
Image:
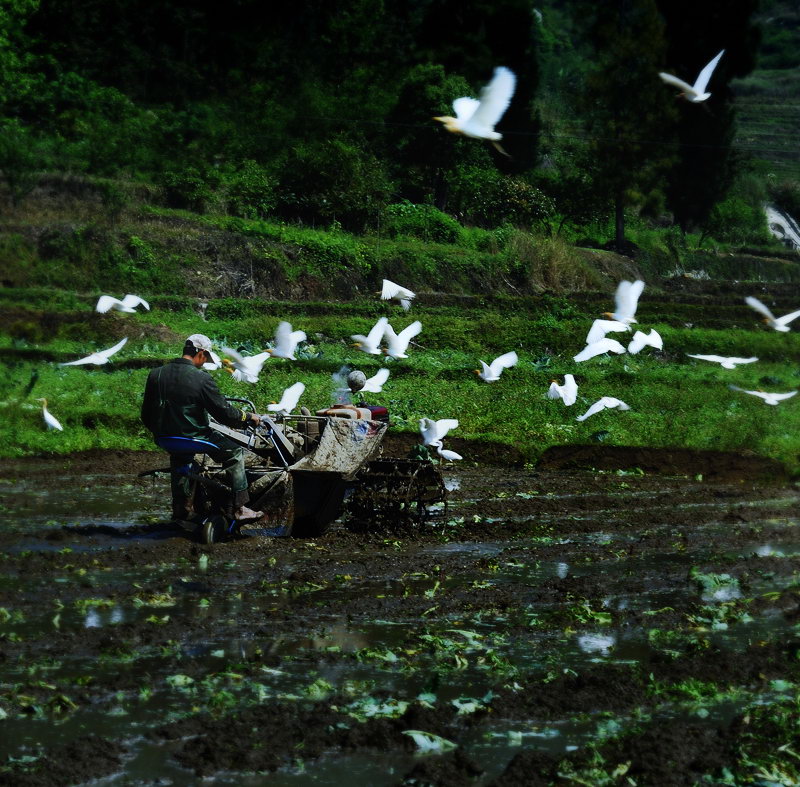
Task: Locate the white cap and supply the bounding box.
[186,333,213,352]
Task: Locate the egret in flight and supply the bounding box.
[576,397,630,422]
[380,279,415,311]
[419,417,458,447]
[729,386,797,406]
[267,382,305,416]
[606,280,645,324]
[659,50,724,103]
[221,348,270,383]
[547,374,578,406]
[59,337,128,366]
[352,317,388,355]
[361,368,390,393]
[434,66,516,155]
[686,354,758,370]
[269,321,307,360]
[95,294,150,314]
[476,351,518,382]
[745,296,800,332]
[384,320,422,359]
[574,338,626,363]
[627,329,662,355]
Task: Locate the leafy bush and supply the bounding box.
[224,159,276,219]
[703,196,769,246]
[382,201,463,243]
[0,119,40,206]
[161,166,222,213]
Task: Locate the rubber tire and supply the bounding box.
[199,515,227,544]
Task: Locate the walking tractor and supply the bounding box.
[142,397,448,543]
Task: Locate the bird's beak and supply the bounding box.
[473,369,480,375]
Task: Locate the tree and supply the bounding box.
[656,0,760,232]
[575,0,677,251]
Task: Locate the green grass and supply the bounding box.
[3,295,800,471]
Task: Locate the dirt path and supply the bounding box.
[0,451,798,785]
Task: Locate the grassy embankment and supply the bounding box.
[2,187,800,470]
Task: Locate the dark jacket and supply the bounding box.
[141,358,248,440]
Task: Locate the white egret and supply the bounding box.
[352,317,389,355]
[576,397,630,422]
[380,279,415,311]
[384,320,422,359]
[433,66,516,154]
[361,368,390,393]
[269,321,306,360]
[95,293,150,313]
[744,296,800,332]
[627,329,663,354]
[686,354,758,370]
[36,398,63,431]
[59,337,128,367]
[220,348,270,384]
[659,50,724,103]
[729,386,797,406]
[476,350,518,382]
[430,440,463,462]
[586,318,630,345]
[606,280,645,324]
[573,338,626,363]
[267,382,306,416]
[547,374,578,406]
[419,417,458,447]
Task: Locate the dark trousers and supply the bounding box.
[169,435,249,520]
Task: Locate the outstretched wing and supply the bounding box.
[398,320,423,343]
[121,293,150,311]
[470,67,516,130]
[95,295,121,313]
[658,72,696,95]
[362,368,390,393]
[367,317,389,347]
[614,280,645,322]
[98,337,128,360]
[576,399,607,422]
[693,50,724,94]
[433,418,459,443]
[452,97,481,123]
[776,308,800,327]
[488,350,518,377]
[745,296,775,322]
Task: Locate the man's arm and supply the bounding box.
[200,372,256,428]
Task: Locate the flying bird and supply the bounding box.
[95,293,150,314]
[59,337,128,366]
[434,66,517,155]
[380,279,415,311]
[419,417,459,447]
[269,321,307,359]
[267,382,305,416]
[586,318,630,345]
[220,348,270,383]
[573,338,626,363]
[627,329,663,355]
[476,350,518,382]
[36,398,63,431]
[352,317,389,355]
[430,440,463,462]
[728,386,797,406]
[686,354,758,370]
[744,296,800,333]
[606,280,645,324]
[361,368,390,394]
[547,374,578,406]
[659,50,724,103]
[576,397,630,422]
[384,320,422,359]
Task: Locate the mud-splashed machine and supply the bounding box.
[143,398,447,543]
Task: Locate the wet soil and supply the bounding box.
[0,449,798,785]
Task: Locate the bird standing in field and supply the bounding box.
[36,398,63,431]
[419,417,459,447]
[95,294,150,313]
[352,317,389,355]
[267,382,305,416]
[627,329,663,355]
[728,386,797,406]
[384,320,422,359]
[576,397,630,422]
[547,374,578,406]
[606,280,645,324]
[361,368,390,394]
[573,338,626,363]
[686,354,758,370]
[220,348,270,383]
[744,296,800,332]
[59,337,128,367]
[434,66,517,155]
[659,50,724,103]
[380,279,415,311]
[476,350,518,382]
[269,321,307,360]
[430,440,463,462]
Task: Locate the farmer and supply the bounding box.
[141,333,263,523]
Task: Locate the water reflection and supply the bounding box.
[577,633,616,655]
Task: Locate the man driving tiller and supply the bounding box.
[140,333,264,524]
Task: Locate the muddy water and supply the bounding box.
[0,456,798,785]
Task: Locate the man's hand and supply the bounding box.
[247,412,261,428]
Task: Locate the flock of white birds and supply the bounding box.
[33,50,796,455]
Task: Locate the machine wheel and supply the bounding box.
[345,458,447,533]
[199,515,229,544]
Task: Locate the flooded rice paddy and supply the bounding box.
[0,451,798,785]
